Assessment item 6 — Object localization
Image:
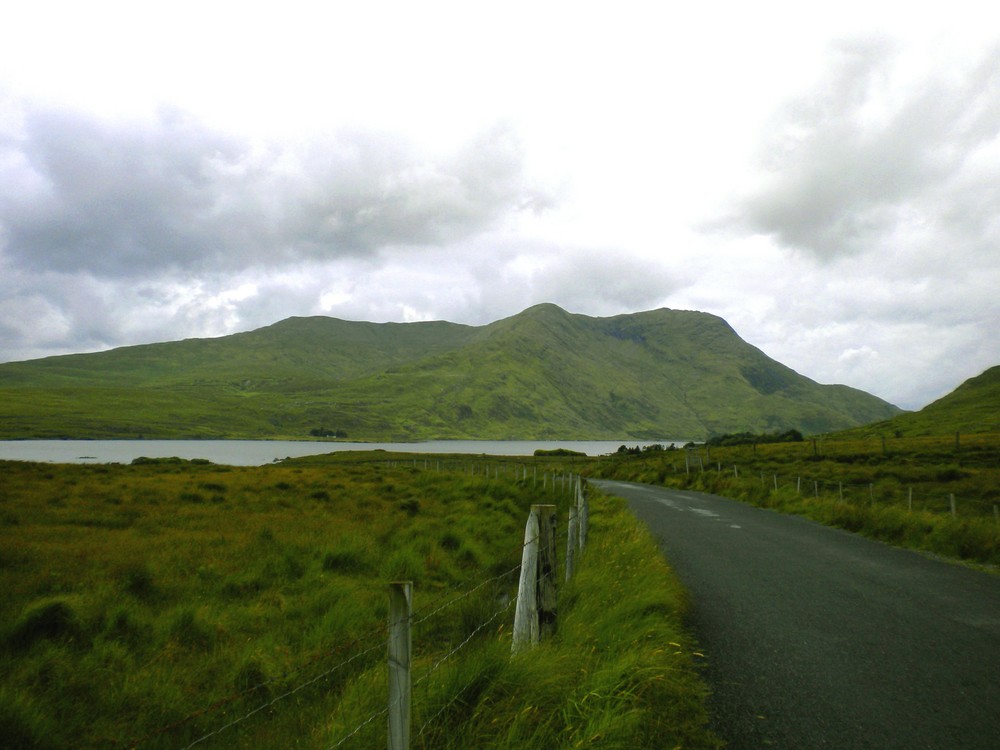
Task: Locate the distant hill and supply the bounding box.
[0,304,901,440]
[831,365,1000,438]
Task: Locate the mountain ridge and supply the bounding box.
[830,365,1000,438]
[0,304,902,440]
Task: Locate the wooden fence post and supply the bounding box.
[578,483,589,551]
[950,494,957,517]
[536,504,558,639]
[566,504,579,583]
[512,510,540,654]
[388,582,412,750]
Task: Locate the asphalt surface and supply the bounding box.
[592,479,1000,749]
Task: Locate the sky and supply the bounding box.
[1,1,998,411]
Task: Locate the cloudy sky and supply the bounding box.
[1,1,998,410]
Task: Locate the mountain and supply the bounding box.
[831,365,1000,438]
[0,304,901,440]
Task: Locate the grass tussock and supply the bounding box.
[1,456,717,749]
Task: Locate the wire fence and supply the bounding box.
[655,452,1000,520]
[123,463,586,750]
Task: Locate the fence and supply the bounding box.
[671,456,1000,521]
[382,476,590,749]
[127,464,590,749]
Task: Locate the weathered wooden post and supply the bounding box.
[566,504,579,583]
[536,504,558,639]
[950,494,957,517]
[388,582,412,750]
[512,510,540,654]
[578,482,589,551]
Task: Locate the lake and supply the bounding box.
[0,439,683,466]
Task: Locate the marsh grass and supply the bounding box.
[1,456,717,749]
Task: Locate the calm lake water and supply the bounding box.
[0,439,682,466]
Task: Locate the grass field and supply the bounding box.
[589,433,1000,567]
[0,453,719,749]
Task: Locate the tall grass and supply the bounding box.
[1,456,718,748]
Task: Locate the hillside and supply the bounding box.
[0,304,901,440]
[831,365,1000,438]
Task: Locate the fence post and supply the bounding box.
[536,504,558,639]
[578,482,589,551]
[950,494,956,517]
[388,582,412,750]
[566,504,579,583]
[512,510,540,654]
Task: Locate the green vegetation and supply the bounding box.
[590,433,1000,566]
[0,454,718,749]
[833,365,1000,438]
[0,304,900,441]
[705,429,804,446]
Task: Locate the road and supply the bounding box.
[592,479,1000,749]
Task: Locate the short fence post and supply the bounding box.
[994,505,999,525]
[512,510,540,654]
[908,487,913,512]
[578,483,589,551]
[388,582,412,750]
[950,494,957,517]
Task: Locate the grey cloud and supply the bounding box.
[0,106,549,278]
[729,38,1000,261]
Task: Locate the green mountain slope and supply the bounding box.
[832,365,1000,438]
[0,304,901,440]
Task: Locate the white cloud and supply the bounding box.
[1,3,999,414]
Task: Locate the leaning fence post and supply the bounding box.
[388,582,412,750]
[512,510,540,654]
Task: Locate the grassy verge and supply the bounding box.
[0,455,718,749]
[589,434,1000,567]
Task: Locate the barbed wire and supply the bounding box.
[182,637,386,749]
[119,619,389,749]
[324,596,514,750]
[411,562,521,628]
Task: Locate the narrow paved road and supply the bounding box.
[593,479,1000,749]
